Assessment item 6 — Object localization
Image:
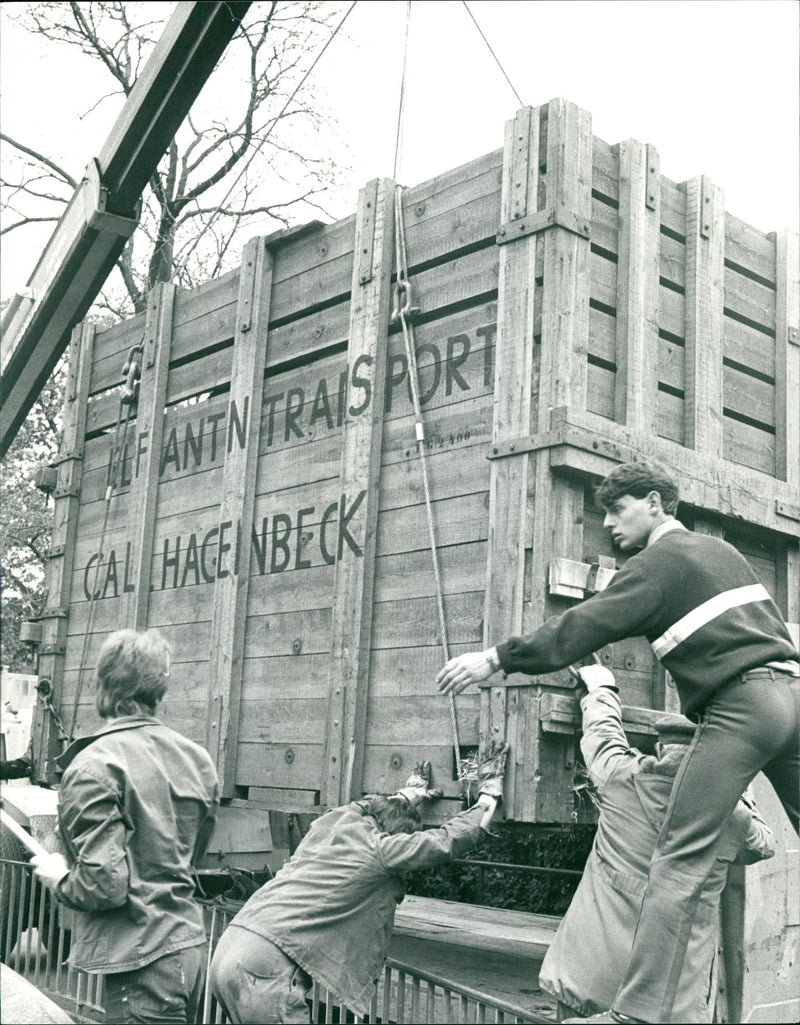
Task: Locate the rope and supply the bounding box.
[392,185,462,781]
[461,1,525,108]
[392,1,412,182]
[65,345,142,744]
[178,1,357,270]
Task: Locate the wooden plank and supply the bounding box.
[544,408,800,537]
[539,97,593,423]
[773,230,800,486]
[614,140,661,431]
[32,321,95,780]
[323,178,395,805]
[684,176,725,457]
[236,742,324,789]
[725,213,776,282]
[90,271,238,391]
[117,283,174,628]
[722,417,775,475]
[206,235,273,795]
[521,99,593,821]
[482,105,542,807]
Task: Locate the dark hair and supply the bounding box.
[364,795,422,836]
[594,460,679,515]
[95,628,171,718]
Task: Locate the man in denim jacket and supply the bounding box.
[210,745,508,1024]
[539,666,774,1023]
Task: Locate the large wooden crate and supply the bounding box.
[34,99,799,834]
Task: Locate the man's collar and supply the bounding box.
[647,519,688,547]
[56,715,160,772]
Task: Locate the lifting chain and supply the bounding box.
[392,185,463,782]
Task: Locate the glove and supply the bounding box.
[395,761,443,805]
[461,740,510,803]
[576,665,617,693]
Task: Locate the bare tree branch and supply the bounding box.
[1,216,61,237]
[0,132,78,188]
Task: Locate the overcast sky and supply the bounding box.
[1,0,798,301]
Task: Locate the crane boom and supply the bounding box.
[0,0,252,458]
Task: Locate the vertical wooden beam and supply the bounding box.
[483,105,543,809]
[31,321,94,783]
[773,229,800,486]
[485,99,593,821]
[207,236,273,795]
[615,141,661,431]
[322,178,395,806]
[117,283,175,629]
[537,97,593,427]
[684,176,725,457]
[323,179,394,805]
[522,99,592,821]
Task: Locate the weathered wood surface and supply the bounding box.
[41,97,798,826]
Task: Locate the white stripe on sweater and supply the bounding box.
[651,584,771,658]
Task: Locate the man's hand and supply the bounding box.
[31,852,69,893]
[395,760,444,806]
[436,649,499,695]
[576,665,617,693]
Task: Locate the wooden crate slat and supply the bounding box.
[206,235,274,793]
[323,177,395,803]
[684,176,726,458]
[773,230,800,487]
[117,283,175,629]
[614,139,661,432]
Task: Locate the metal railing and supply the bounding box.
[1,858,105,1017]
[2,859,547,1024]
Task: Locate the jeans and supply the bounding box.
[614,669,800,1023]
[210,924,312,1024]
[102,943,205,1024]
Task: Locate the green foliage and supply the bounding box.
[406,822,596,916]
[0,364,63,671]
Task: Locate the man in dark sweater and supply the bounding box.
[436,460,799,1024]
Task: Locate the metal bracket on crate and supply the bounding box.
[39,606,70,620]
[497,205,591,245]
[39,643,66,656]
[776,500,800,522]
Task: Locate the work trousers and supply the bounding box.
[614,668,800,1023]
[101,943,205,1024]
[210,923,312,1024]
